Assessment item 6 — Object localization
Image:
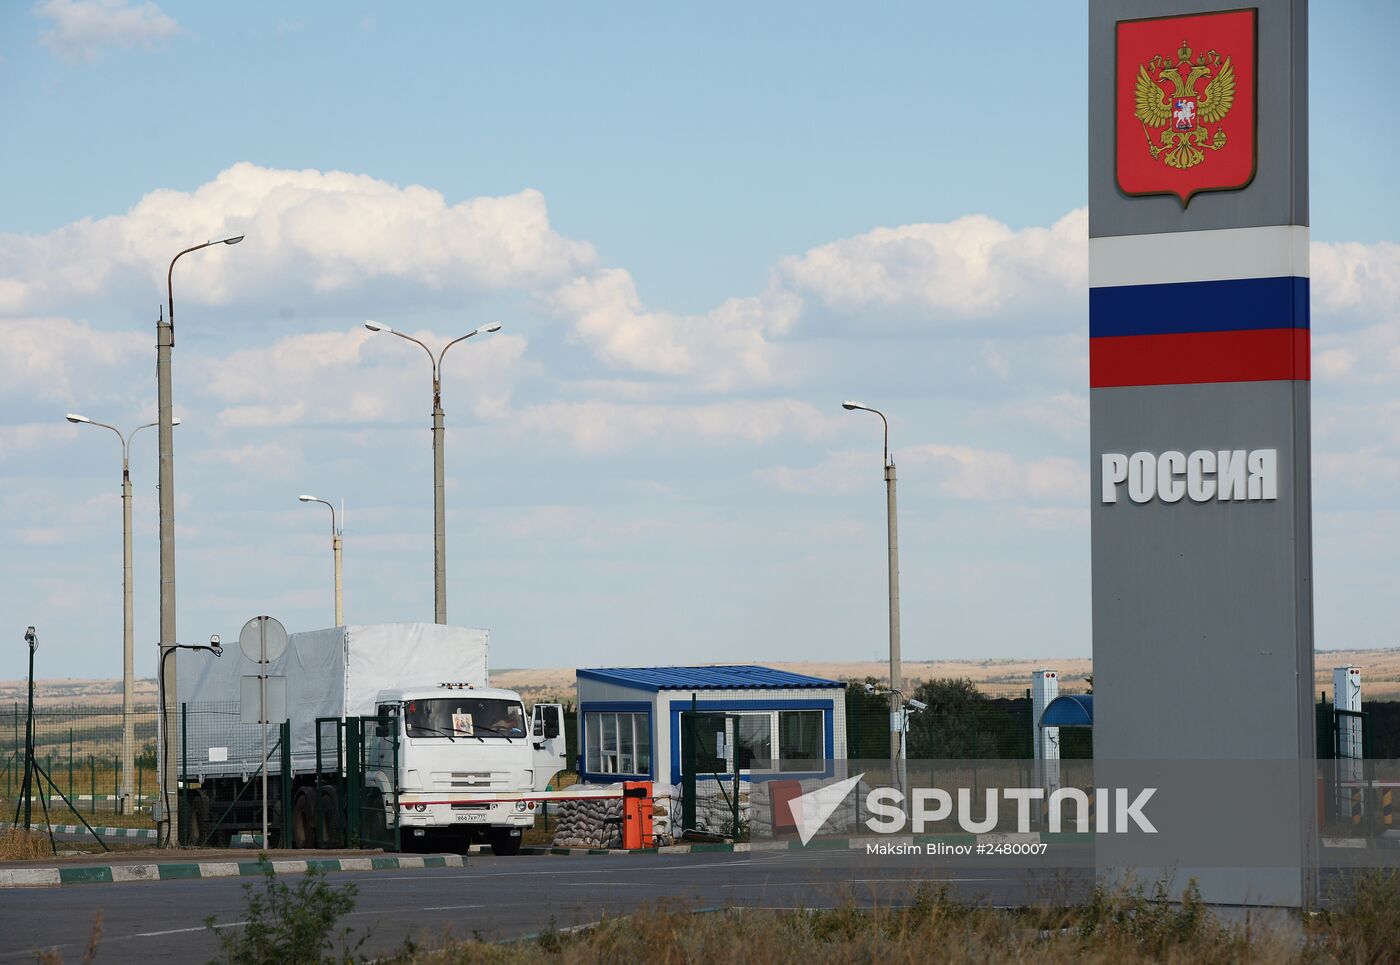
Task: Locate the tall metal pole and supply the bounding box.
[67,416,164,815]
[362,320,500,626]
[432,377,447,624]
[20,629,36,829]
[842,401,903,785]
[159,235,242,846]
[120,452,134,815]
[156,306,176,844]
[885,457,903,789]
[300,496,343,626]
[332,529,344,627]
[260,619,268,848]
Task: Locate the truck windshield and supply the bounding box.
[404,698,526,739]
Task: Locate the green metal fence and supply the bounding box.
[844,680,1094,761]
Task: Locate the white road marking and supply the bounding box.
[361,859,747,882]
[133,921,247,937]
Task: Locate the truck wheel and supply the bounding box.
[366,790,387,844]
[317,786,342,849]
[184,791,208,846]
[291,787,316,849]
[488,827,523,856]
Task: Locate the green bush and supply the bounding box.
[205,859,362,965]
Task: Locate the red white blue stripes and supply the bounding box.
[1089,226,1310,388]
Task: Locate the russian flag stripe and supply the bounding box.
[1090,328,1309,388]
[1090,276,1308,338]
[1089,226,1309,288]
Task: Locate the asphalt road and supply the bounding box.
[0,849,1093,962]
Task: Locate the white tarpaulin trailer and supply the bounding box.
[178,622,489,778]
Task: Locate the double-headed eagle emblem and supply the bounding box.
[1134,39,1236,170]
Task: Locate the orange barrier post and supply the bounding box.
[770,780,802,835]
[622,781,654,849]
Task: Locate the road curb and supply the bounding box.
[0,853,466,889]
[0,821,158,841]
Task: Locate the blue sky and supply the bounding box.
[1,1,1399,682]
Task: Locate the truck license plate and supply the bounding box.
[453,812,487,823]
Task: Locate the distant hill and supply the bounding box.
[6,648,1398,706]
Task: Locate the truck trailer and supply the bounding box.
[176,622,567,855]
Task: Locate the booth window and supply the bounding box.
[584,711,651,776]
[681,708,826,773]
[777,710,823,770]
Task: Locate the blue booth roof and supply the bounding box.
[577,665,845,692]
[1040,693,1093,727]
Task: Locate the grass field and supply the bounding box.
[397,875,1400,964]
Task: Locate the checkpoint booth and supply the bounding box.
[572,665,847,840]
[574,665,847,784]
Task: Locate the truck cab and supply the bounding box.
[370,684,566,855]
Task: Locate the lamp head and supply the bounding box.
[66,413,91,424]
[363,320,389,333]
[476,322,503,335]
[220,235,244,246]
[298,494,317,503]
[171,417,182,426]
[841,401,864,411]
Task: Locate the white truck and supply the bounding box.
[177,622,568,855]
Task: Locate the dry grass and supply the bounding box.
[0,828,52,860]
[394,875,1400,965]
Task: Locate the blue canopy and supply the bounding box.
[1040,693,1093,727]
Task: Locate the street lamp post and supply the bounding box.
[158,234,242,843]
[66,413,181,814]
[298,495,343,626]
[842,401,903,785]
[15,627,37,830]
[363,319,501,624]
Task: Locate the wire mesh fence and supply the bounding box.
[1,701,160,817]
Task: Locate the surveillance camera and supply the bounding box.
[24,626,36,649]
[863,683,876,694]
[210,634,220,645]
[907,699,928,712]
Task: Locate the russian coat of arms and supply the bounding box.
[1116,9,1256,206]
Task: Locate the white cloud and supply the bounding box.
[981,392,1089,440]
[201,441,303,480]
[0,422,79,459]
[516,399,835,454]
[901,443,1083,503]
[0,163,595,315]
[202,327,529,429]
[1314,347,1359,381]
[758,444,1084,505]
[779,208,1087,320]
[1312,240,1400,320]
[0,317,145,405]
[34,0,180,63]
[547,269,802,390]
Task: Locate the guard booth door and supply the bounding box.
[680,711,741,839]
